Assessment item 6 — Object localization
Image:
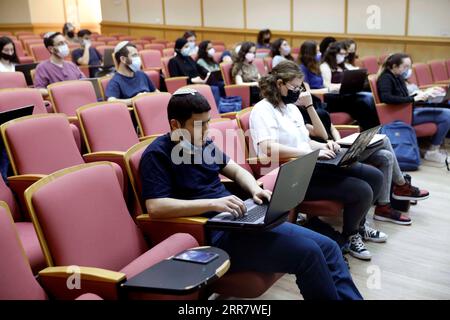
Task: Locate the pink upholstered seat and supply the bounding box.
[162,48,175,57]
[0,72,27,89]
[253,58,267,76]
[144,69,160,90]
[133,92,171,137]
[182,84,220,118]
[220,63,251,109]
[77,102,139,153]
[428,60,449,82]
[26,162,199,299]
[361,56,379,75]
[143,43,165,54]
[48,80,98,117]
[140,49,163,70]
[30,44,50,62]
[330,112,354,125]
[0,88,48,114]
[413,63,435,87]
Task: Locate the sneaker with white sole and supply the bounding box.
[359,223,388,243]
[348,233,372,261]
[424,149,448,165]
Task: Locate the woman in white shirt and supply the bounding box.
[249,60,387,261]
[320,41,379,130]
[0,37,19,72]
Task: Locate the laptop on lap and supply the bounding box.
[207,150,319,231]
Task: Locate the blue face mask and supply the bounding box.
[181,47,191,57]
[402,69,412,79]
[315,52,322,62]
[179,137,202,154]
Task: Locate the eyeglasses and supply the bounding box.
[284,83,306,93]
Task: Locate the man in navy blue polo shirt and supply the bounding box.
[139,88,363,300]
[71,29,103,78]
[105,41,157,106]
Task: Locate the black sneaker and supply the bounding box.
[348,233,372,261]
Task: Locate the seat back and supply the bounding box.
[428,60,449,82]
[97,36,116,43]
[0,202,47,300]
[96,45,115,57]
[30,44,50,62]
[253,58,267,76]
[182,84,220,118]
[23,39,43,53]
[1,114,84,175]
[161,57,172,77]
[413,63,434,87]
[368,74,381,104]
[77,102,139,153]
[25,163,148,270]
[235,107,256,157]
[263,57,273,72]
[446,59,450,77]
[141,36,156,42]
[143,69,160,90]
[220,62,233,86]
[144,43,165,54]
[152,39,170,47]
[162,48,175,57]
[99,76,112,100]
[0,88,48,114]
[133,92,171,136]
[13,40,27,58]
[208,119,252,174]
[362,56,379,75]
[124,138,157,215]
[139,49,163,70]
[48,81,98,116]
[0,72,27,89]
[118,36,137,41]
[0,178,21,221]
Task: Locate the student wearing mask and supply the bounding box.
[319,36,336,56]
[169,38,210,85]
[377,53,450,165]
[34,32,84,96]
[0,36,19,72]
[299,40,325,90]
[256,29,272,49]
[270,38,293,68]
[139,87,363,300]
[320,42,379,130]
[183,30,198,56]
[62,22,77,44]
[250,60,387,260]
[105,41,157,106]
[196,40,220,72]
[343,39,359,70]
[71,29,103,78]
[231,41,261,105]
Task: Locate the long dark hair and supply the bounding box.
[0,36,19,64]
[299,40,319,75]
[343,39,358,65]
[259,60,304,107]
[378,53,411,77]
[257,29,271,47]
[319,36,336,55]
[270,38,293,61]
[322,41,346,71]
[232,41,255,77]
[197,40,216,66]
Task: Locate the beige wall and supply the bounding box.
[0,0,31,24]
[28,0,66,24]
[293,0,345,33]
[203,0,244,29]
[129,0,164,25]
[408,0,450,37]
[165,0,202,27]
[101,0,128,23]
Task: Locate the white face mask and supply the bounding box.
[57,44,70,58]
[128,56,142,72]
[245,52,255,63]
[181,47,191,57]
[281,45,291,56]
[207,48,216,57]
[336,54,346,65]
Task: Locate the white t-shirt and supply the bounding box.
[0,61,15,72]
[249,99,312,157]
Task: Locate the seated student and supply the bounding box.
[250,60,387,260]
[0,36,19,72]
[298,89,429,225]
[342,39,359,70]
[196,40,220,72]
[377,53,450,165]
[71,29,103,78]
[62,22,77,44]
[105,41,157,106]
[140,87,363,300]
[34,32,84,96]
[319,36,336,57]
[256,29,272,49]
[320,41,380,130]
[183,30,198,56]
[299,40,325,91]
[270,38,293,68]
[231,42,262,105]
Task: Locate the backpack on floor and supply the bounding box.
[380,121,421,171]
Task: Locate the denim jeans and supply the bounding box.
[359,138,405,204]
[212,222,363,300]
[413,107,450,146]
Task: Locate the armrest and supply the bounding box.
[165,77,189,94]
[139,134,161,142]
[136,214,208,246]
[38,266,126,300]
[67,116,78,124]
[219,112,237,119]
[435,80,450,85]
[8,175,46,220]
[334,125,360,138]
[375,102,413,125]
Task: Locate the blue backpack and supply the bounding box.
[218,96,242,113]
[380,121,421,171]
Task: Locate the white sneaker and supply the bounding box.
[424,150,447,165]
[348,233,372,261]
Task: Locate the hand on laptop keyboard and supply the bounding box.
[326,141,341,153]
[319,149,336,160]
[212,195,247,218]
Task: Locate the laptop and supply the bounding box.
[82,78,103,101]
[207,150,319,230]
[0,105,35,125]
[428,85,450,104]
[317,126,381,167]
[15,63,39,86]
[102,48,115,68]
[206,70,223,86]
[339,69,368,95]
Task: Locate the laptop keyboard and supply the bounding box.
[235,205,267,223]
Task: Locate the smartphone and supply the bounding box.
[172,250,219,264]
